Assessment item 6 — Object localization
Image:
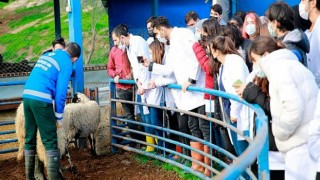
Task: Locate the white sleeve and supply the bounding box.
[154,75,177,87]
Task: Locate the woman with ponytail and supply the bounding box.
[206,35,250,156]
[248,36,317,179]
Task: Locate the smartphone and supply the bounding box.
[233,79,243,88]
[137,56,144,63]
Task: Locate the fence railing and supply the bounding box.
[110,79,269,180]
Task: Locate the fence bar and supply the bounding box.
[0,121,15,126]
[0,130,15,135]
[0,101,22,106]
[0,147,18,154]
[0,81,26,86]
[0,138,18,144]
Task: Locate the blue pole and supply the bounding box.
[110,81,118,153]
[152,0,159,16]
[68,0,84,94]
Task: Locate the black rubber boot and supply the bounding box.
[34,154,45,180]
[46,149,61,180]
[25,150,35,180]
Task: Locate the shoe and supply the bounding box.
[34,154,45,180]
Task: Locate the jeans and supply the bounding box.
[145,107,164,147]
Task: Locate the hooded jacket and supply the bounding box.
[259,49,318,152]
[278,29,310,67]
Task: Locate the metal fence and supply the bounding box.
[110,79,270,180]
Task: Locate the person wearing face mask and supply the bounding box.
[206,36,250,159]
[185,11,200,33]
[145,16,207,173]
[111,24,152,147]
[249,36,318,180]
[242,12,261,41]
[300,0,320,87]
[265,2,310,67]
[210,4,227,25]
[146,16,157,45]
[201,18,222,42]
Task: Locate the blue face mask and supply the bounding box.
[188,26,196,33]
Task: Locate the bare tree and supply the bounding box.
[85,0,97,64]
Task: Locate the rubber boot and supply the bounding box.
[46,149,61,180]
[145,136,155,152]
[34,154,45,180]
[190,142,204,172]
[173,145,182,160]
[25,150,35,180]
[203,145,211,176]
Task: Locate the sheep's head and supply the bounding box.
[72,92,90,103]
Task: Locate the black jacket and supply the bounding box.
[243,82,278,151]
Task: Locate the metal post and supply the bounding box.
[53,0,61,38]
[68,0,84,94]
[110,81,118,153]
[151,0,159,16]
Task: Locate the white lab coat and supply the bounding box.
[127,34,151,114]
[151,27,205,111]
[305,16,320,87]
[218,54,250,140]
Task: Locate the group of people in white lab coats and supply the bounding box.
[107,0,320,179]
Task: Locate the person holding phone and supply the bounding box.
[206,35,250,157]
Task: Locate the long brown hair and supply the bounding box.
[249,36,285,62]
[149,40,165,64]
[254,77,270,97]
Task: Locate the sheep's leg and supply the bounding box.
[65,147,77,174]
[88,134,96,156]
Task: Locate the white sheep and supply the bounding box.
[16,93,100,169]
[63,92,101,154]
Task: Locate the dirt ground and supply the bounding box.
[0,148,181,180]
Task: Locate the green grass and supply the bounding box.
[0,1,109,65]
[0,0,12,9]
[133,154,202,180]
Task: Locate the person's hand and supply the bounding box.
[234,83,246,98]
[138,86,145,95]
[182,81,192,93]
[57,120,63,129]
[142,57,150,67]
[230,117,237,123]
[148,79,156,89]
[114,75,120,83]
[125,73,133,80]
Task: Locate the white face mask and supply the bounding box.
[194,29,201,41]
[252,63,266,78]
[118,39,126,51]
[267,22,277,38]
[156,34,167,44]
[299,2,309,20]
[245,24,256,36]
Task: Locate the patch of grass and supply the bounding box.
[15,1,54,14]
[0,1,109,65]
[0,0,12,9]
[8,12,49,29]
[133,154,201,180]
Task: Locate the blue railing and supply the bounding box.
[110,79,269,180]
